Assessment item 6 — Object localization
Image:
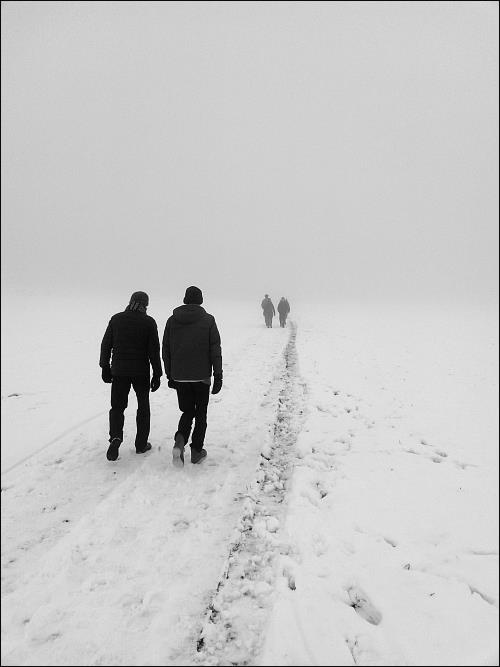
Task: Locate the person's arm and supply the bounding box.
[162,320,171,378]
[148,320,163,378]
[100,320,113,382]
[209,318,223,375]
[100,320,113,369]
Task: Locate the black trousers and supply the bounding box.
[279,314,287,327]
[175,382,210,451]
[109,375,150,448]
[264,314,273,327]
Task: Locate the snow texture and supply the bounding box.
[1,292,498,666]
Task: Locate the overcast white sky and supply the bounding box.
[1,1,498,303]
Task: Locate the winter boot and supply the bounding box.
[106,437,121,461]
[136,442,152,454]
[173,432,185,468]
[191,448,207,464]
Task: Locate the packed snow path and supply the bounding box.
[1,323,297,666]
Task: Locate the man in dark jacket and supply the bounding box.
[277,297,290,327]
[100,291,162,461]
[261,294,275,328]
[163,286,222,466]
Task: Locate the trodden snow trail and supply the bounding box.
[193,322,307,667]
[1,323,291,667]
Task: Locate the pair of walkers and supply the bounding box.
[99,286,222,466]
[261,294,290,328]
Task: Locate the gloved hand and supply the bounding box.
[211,373,223,395]
[150,375,161,392]
[101,366,112,383]
[167,377,177,389]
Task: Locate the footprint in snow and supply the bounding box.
[454,460,477,470]
[347,586,383,625]
[382,536,397,548]
[315,481,329,499]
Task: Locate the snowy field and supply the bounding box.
[1,290,498,666]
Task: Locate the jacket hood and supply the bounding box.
[172,304,207,324]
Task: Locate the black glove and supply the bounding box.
[101,366,112,383]
[151,375,161,392]
[167,377,177,389]
[211,373,223,395]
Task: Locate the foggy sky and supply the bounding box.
[1,1,498,303]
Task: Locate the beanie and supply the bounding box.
[183,286,203,305]
[128,291,149,311]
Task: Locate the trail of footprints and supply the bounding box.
[311,385,472,470]
[195,323,306,665]
[196,345,477,662]
[292,381,477,651]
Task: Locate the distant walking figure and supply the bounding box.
[261,294,275,328]
[162,286,223,466]
[277,297,290,328]
[100,291,162,461]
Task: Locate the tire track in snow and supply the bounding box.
[1,410,109,476]
[194,322,306,666]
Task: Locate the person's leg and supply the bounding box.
[191,383,210,452]
[132,376,151,449]
[109,376,131,443]
[176,383,196,445]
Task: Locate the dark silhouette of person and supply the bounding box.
[162,286,223,466]
[100,291,162,461]
[277,297,290,327]
[261,294,275,328]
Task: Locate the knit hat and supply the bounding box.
[183,286,203,305]
[128,291,149,311]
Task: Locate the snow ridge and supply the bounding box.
[195,322,306,666]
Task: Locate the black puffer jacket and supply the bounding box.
[100,310,162,378]
[162,305,222,381]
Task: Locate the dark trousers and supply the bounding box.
[279,314,287,327]
[264,314,273,327]
[109,375,150,448]
[175,382,210,451]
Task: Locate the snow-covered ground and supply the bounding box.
[1,290,498,666]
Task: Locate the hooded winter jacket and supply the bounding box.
[100,309,162,378]
[162,305,222,381]
[277,299,290,315]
